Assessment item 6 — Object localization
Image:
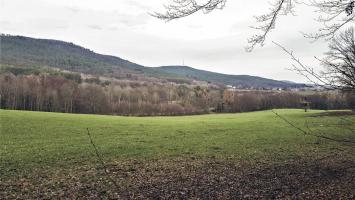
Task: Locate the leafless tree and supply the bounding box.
[322,27,355,91]
[152,0,355,51]
[275,27,355,92]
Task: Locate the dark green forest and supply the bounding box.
[1,34,303,88]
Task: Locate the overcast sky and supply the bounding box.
[0,0,331,82]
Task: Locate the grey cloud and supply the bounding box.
[86,12,150,31]
[124,0,152,10]
[66,6,80,13]
[0,20,11,27]
[88,24,103,30]
[115,12,151,27]
[29,19,70,30]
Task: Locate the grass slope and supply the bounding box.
[1,109,354,177]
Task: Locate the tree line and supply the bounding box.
[1,72,353,116]
[0,73,221,115]
[222,90,354,113]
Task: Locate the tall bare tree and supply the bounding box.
[322,27,355,91]
[275,27,355,92]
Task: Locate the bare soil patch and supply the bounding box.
[1,157,355,199]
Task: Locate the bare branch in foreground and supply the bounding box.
[271,110,355,144]
[152,0,355,51]
[86,128,120,189]
[303,0,355,41]
[150,0,226,21]
[246,0,295,51]
[273,32,355,93]
[273,41,342,90]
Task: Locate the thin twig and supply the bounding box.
[272,110,355,144]
[86,128,120,189]
[339,116,355,124]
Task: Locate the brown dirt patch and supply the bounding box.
[1,157,355,199]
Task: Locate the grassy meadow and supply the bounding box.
[1,109,354,174]
[1,109,355,198]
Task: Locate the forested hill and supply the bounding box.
[156,66,302,88]
[1,34,303,88]
[0,34,145,75]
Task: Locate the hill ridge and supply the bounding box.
[0,34,303,88]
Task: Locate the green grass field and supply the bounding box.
[1,109,354,177]
[1,109,355,199]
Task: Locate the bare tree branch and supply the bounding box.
[150,0,226,21]
[246,0,295,51]
[86,128,120,189]
[272,110,355,144]
[152,0,355,51]
[303,0,355,40]
[273,27,355,93]
[273,41,342,90]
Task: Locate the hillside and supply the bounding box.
[1,34,302,88]
[0,34,145,75]
[156,65,303,88]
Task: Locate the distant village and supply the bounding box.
[225,84,324,92]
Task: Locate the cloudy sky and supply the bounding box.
[0,0,330,82]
